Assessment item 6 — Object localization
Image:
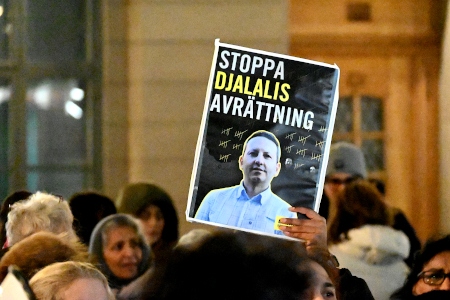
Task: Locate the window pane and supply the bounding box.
[27,170,84,199]
[361,139,384,172]
[334,96,353,132]
[26,0,86,61]
[26,78,87,166]
[0,79,11,200]
[361,96,383,131]
[0,1,10,59]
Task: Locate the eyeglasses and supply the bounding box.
[418,269,450,286]
[325,176,358,185]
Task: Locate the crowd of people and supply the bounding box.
[0,142,449,300]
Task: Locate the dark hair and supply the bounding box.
[242,130,281,162]
[390,234,450,299]
[157,230,311,300]
[69,191,117,245]
[0,190,33,246]
[116,183,179,244]
[328,179,389,244]
[140,194,178,244]
[368,177,386,195]
[306,247,340,298]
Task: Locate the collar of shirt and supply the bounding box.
[237,181,272,205]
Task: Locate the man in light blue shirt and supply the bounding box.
[195,130,297,236]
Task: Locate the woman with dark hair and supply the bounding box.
[116,182,179,264]
[328,179,410,300]
[303,246,340,300]
[390,234,450,300]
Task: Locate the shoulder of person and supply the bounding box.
[338,268,375,300]
[204,187,229,200]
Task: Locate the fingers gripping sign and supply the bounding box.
[278,207,327,250]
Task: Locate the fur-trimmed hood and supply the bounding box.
[0,231,89,281]
[330,224,410,265]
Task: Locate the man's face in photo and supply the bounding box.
[239,136,281,187]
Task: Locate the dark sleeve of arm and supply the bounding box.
[318,192,330,220]
[391,209,422,268]
[338,268,375,300]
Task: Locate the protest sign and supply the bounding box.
[186,39,340,239]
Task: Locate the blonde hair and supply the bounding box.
[29,261,114,300]
[6,191,76,246]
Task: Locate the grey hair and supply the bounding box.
[6,191,76,246]
[100,213,144,246]
[88,213,152,285]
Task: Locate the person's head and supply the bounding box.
[0,190,33,247]
[88,213,151,287]
[239,130,281,189]
[116,182,179,246]
[175,229,213,251]
[5,191,77,246]
[158,230,313,300]
[392,235,450,298]
[328,179,389,244]
[325,142,367,203]
[69,191,117,245]
[301,261,337,300]
[305,247,340,300]
[29,261,115,300]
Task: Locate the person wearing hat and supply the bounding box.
[281,141,420,267]
[321,141,420,268]
[320,142,367,222]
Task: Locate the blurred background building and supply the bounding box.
[0,0,448,240]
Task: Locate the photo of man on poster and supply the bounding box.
[195,129,297,235]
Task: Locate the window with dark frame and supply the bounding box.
[332,94,385,176]
[0,0,102,201]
